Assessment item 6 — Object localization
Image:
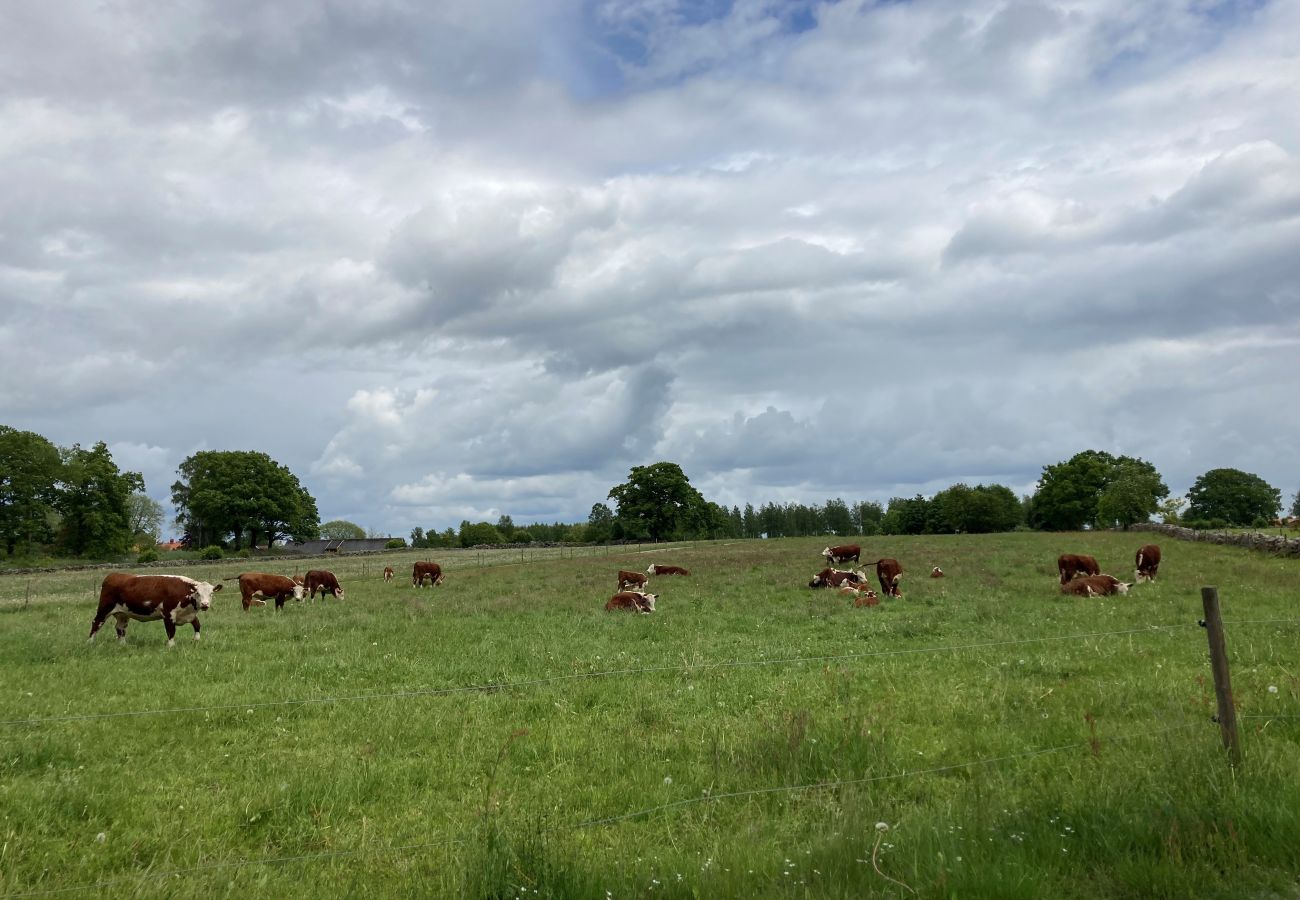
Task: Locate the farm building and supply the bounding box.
[281,538,395,555]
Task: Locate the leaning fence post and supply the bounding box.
[1200,586,1241,766]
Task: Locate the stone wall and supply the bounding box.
[1127,522,1300,557]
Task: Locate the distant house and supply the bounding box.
[158,539,185,552]
[282,538,395,555]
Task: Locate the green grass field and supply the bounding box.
[1,534,1298,898]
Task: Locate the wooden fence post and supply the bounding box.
[1200,586,1241,766]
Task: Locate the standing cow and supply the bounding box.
[413,561,445,587]
[383,566,395,583]
[305,569,345,600]
[237,573,305,611]
[866,558,903,597]
[88,574,223,646]
[1057,554,1101,585]
[1135,545,1161,583]
[822,544,861,565]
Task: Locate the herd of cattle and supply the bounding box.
[85,542,1164,644]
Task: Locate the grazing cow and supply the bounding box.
[822,544,861,565]
[413,561,445,587]
[866,558,903,597]
[1135,545,1161,583]
[606,591,657,612]
[305,569,344,601]
[1057,554,1101,585]
[1061,574,1131,597]
[853,589,881,608]
[237,573,305,611]
[617,570,648,591]
[646,564,690,576]
[88,574,223,646]
[383,566,395,583]
[931,566,945,578]
[808,568,869,588]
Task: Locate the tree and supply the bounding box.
[58,442,143,557]
[823,498,854,536]
[586,503,614,543]
[320,519,366,540]
[881,495,928,535]
[1290,489,1300,519]
[126,493,165,545]
[458,521,504,547]
[1096,464,1168,529]
[172,451,319,550]
[495,515,516,540]
[1185,468,1280,525]
[1157,496,1186,524]
[855,501,884,536]
[607,462,710,541]
[410,526,427,548]
[1029,450,1166,531]
[928,483,1023,534]
[0,426,62,556]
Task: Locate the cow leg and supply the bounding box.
[275,593,286,611]
[88,606,110,642]
[192,618,201,641]
[163,614,177,647]
[113,612,130,643]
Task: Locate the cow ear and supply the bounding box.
[212,583,223,593]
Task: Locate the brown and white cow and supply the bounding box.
[1061,574,1131,597]
[413,561,445,587]
[1135,545,1161,583]
[646,564,690,576]
[236,573,306,611]
[88,574,223,646]
[867,558,903,597]
[617,569,648,591]
[853,588,881,608]
[606,591,657,612]
[930,566,945,578]
[383,566,395,583]
[305,569,344,600]
[808,567,868,588]
[1057,554,1101,585]
[822,544,861,565]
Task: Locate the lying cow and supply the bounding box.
[383,566,395,583]
[1135,545,1161,583]
[413,561,445,587]
[606,591,657,612]
[1057,554,1101,585]
[646,564,690,576]
[88,574,223,646]
[930,566,945,578]
[1061,574,1131,597]
[237,572,305,611]
[808,567,868,588]
[305,569,344,600]
[822,544,861,565]
[617,569,648,590]
[853,588,881,608]
[868,558,903,597]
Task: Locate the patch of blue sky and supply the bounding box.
[1091,0,1270,87]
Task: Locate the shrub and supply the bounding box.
[236,548,251,558]
[136,550,159,564]
[200,545,224,560]
[385,538,407,549]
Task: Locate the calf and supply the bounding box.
[88,574,223,647]
[383,566,395,583]
[1134,545,1161,583]
[931,566,945,578]
[413,561,445,587]
[646,564,690,576]
[1061,574,1131,597]
[808,568,868,588]
[1057,554,1101,585]
[822,544,861,565]
[305,569,345,600]
[867,558,903,597]
[606,591,657,612]
[617,570,648,590]
[853,588,881,608]
[237,572,305,611]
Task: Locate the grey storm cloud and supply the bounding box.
[2,0,1299,534]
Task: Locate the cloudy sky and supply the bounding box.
[2,0,1298,535]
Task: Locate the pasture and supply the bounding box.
[1,533,1298,898]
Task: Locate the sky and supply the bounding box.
[2,0,1298,536]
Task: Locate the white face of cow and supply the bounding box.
[1116,582,1131,595]
[292,584,306,601]
[642,593,657,611]
[333,586,346,600]
[190,580,220,610]
[646,564,656,575]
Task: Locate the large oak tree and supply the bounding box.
[171,450,319,550]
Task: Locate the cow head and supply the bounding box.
[808,573,825,588]
[646,564,656,575]
[639,592,657,612]
[931,567,944,578]
[1115,581,1131,595]
[292,583,306,601]
[333,586,346,600]
[821,547,833,563]
[193,580,223,610]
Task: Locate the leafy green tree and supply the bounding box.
[172,450,319,550]
[320,519,366,540]
[1096,463,1168,529]
[58,442,143,557]
[1029,450,1166,531]
[1157,496,1186,524]
[1290,489,1300,519]
[855,501,884,536]
[495,515,516,540]
[823,498,854,536]
[126,493,165,546]
[458,521,504,547]
[607,462,710,541]
[586,503,614,543]
[928,483,1023,534]
[1185,468,1281,526]
[0,426,62,556]
[410,526,427,548]
[881,495,928,535]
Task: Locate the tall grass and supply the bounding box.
[0,533,1297,897]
